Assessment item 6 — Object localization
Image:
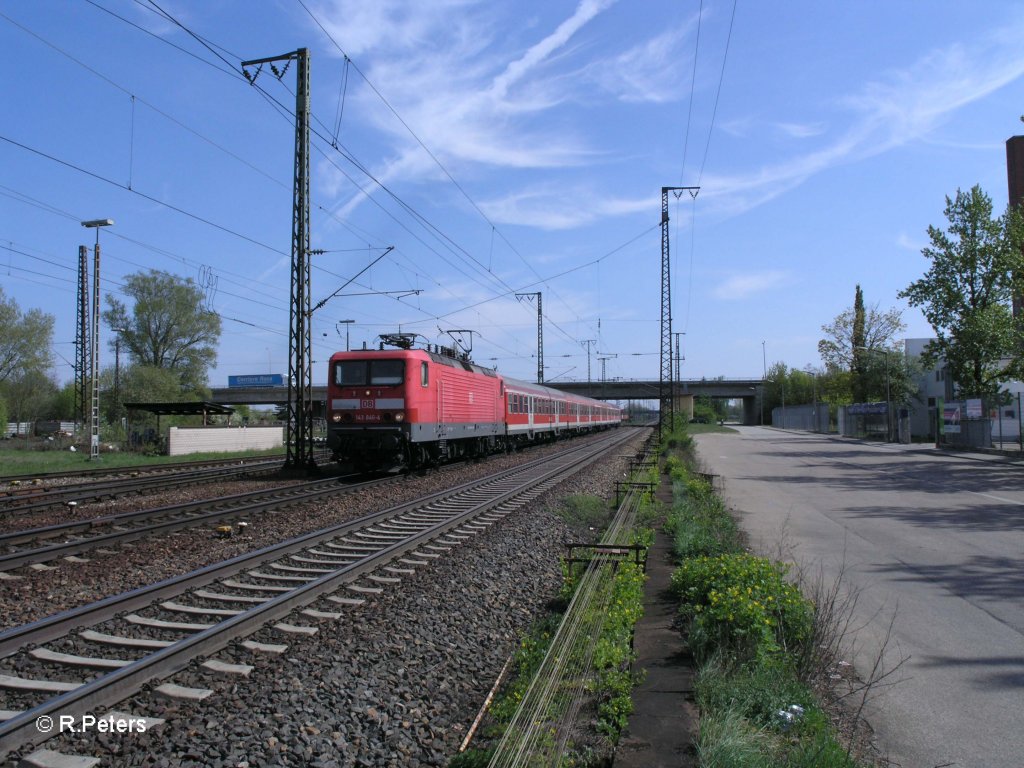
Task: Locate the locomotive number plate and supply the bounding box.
[360,398,375,409]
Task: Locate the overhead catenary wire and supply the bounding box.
[6,1,661,378]
[696,0,738,186]
[678,0,703,185]
[295,0,601,342]
[101,0,603,358]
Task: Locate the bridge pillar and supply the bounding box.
[675,393,694,422]
[742,394,760,425]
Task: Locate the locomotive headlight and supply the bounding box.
[331,413,341,422]
[394,412,405,422]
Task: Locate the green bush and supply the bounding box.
[671,554,813,661]
[667,481,739,560]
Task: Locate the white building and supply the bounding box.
[904,338,1023,444]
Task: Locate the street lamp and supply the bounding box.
[337,319,355,351]
[82,218,113,460]
[805,366,819,433]
[761,340,766,426]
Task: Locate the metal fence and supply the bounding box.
[771,404,829,432]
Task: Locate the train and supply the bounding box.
[326,340,621,472]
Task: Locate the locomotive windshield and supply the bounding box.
[334,359,405,386]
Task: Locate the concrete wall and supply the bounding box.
[167,426,283,456]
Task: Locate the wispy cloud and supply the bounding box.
[586,23,695,104]
[896,232,926,253]
[774,121,827,139]
[489,0,617,101]
[701,22,1024,219]
[712,271,787,300]
[309,0,616,175]
[481,185,654,229]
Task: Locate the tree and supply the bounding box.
[3,369,58,426]
[103,271,221,391]
[818,285,906,403]
[899,185,1024,399]
[852,286,867,402]
[0,287,54,384]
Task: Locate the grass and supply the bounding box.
[685,422,739,435]
[554,494,613,533]
[0,444,284,477]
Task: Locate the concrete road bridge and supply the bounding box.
[209,378,766,425]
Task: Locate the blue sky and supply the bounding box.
[3,1,1024,389]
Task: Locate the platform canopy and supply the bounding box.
[123,401,235,417]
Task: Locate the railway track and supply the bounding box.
[0,453,292,487]
[0,427,638,760]
[0,460,285,519]
[0,471,368,572]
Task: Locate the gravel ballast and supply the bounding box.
[5,430,650,766]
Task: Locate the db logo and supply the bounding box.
[360,399,375,409]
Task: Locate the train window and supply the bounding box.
[421,362,429,387]
[369,360,405,385]
[335,361,368,386]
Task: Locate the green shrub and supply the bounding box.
[488,613,561,725]
[593,559,646,737]
[696,656,815,731]
[671,554,813,661]
[696,708,775,768]
[447,748,494,767]
[667,488,739,560]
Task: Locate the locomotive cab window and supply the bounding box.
[335,361,368,386]
[369,360,405,385]
[334,359,405,387]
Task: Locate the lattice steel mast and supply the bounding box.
[660,186,698,436]
[74,245,89,430]
[242,48,314,472]
[516,292,544,383]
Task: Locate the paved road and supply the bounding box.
[693,427,1024,768]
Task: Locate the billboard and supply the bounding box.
[943,402,961,434]
[228,374,284,388]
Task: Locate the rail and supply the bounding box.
[0,428,639,759]
[482,437,655,765]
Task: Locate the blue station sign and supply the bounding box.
[228,374,284,388]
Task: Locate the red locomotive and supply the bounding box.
[326,339,621,471]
